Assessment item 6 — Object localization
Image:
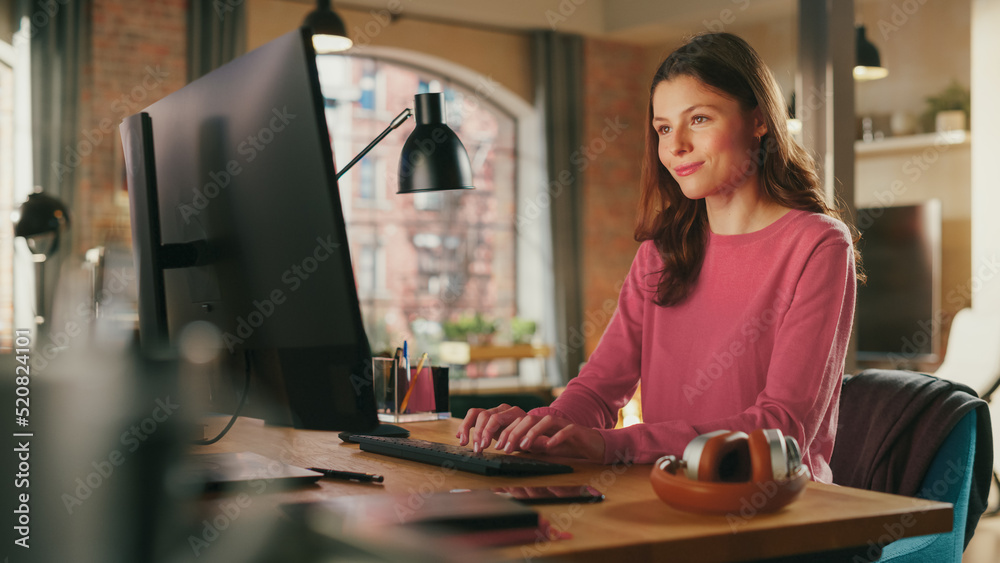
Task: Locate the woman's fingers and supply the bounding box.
[497,414,541,452]
[516,414,561,451]
[456,407,486,446]
[474,405,525,452]
[495,415,525,451]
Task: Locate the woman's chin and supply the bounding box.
[677,185,709,201]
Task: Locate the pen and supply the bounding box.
[403,340,410,382]
[308,467,385,483]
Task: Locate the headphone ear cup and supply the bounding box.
[784,435,803,473]
[681,430,728,480]
[687,431,751,482]
[749,428,799,481]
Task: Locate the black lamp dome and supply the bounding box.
[13,191,70,257]
[303,0,352,53]
[397,93,474,194]
[854,25,888,81]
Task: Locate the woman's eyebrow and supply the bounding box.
[652,104,720,122]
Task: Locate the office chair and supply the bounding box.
[830,369,993,563]
[877,410,976,561]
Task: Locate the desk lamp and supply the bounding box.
[336,91,475,194]
[12,190,70,330]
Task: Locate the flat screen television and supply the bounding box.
[855,200,942,365]
[120,28,379,432]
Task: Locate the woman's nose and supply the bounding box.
[669,129,690,156]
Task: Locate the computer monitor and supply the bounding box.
[855,200,942,365]
[120,28,378,432]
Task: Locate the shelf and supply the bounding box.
[438,342,552,364]
[855,130,969,156]
[448,377,552,395]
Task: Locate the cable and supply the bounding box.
[191,350,253,446]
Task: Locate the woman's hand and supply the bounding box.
[456,404,606,462]
[456,403,526,453]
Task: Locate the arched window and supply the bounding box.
[316,52,552,383]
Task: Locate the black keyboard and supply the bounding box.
[349,435,574,476]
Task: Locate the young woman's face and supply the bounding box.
[651,75,767,201]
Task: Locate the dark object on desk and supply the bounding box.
[831,369,992,552]
[491,485,604,505]
[307,467,384,483]
[184,452,322,492]
[350,435,574,476]
[286,489,540,550]
[338,423,410,443]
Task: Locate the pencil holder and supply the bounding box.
[371,357,450,423]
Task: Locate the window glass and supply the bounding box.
[317,56,517,364]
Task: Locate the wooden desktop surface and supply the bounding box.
[198,417,952,562]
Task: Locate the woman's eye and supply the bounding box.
[693,115,708,124]
[658,125,671,135]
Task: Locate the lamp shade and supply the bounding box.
[303,0,352,53]
[397,92,475,194]
[854,25,888,81]
[12,191,70,257]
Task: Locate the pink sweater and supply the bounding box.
[531,210,856,483]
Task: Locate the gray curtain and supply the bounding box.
[532,31,585,381]
[18,0,91,324]
[188,0,247,81]
[23,0,90,221]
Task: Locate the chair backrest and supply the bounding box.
[934,308,1000,399]
[877,411,976,562]
[830,369,992,558]
[991,400,1000,477]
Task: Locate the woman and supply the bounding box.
[457,32,860,483]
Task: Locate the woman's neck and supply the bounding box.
[704,182,790,235]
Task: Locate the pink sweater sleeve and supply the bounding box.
[527,243,649,433]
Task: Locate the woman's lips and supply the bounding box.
[673,162,704,177]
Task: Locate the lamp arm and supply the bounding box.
[335,107,412,180]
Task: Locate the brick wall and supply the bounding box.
[75,0,187,254]
[578,38,653,357]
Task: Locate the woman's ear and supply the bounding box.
[751,107,768,138]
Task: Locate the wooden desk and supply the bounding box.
[199,417,952,563]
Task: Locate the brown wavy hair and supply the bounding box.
[634,32,862,306]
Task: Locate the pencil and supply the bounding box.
[399,352,429,413]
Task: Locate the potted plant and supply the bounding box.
[442,312,497,345]
[509,317,538,345]
[921,80,970,133]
